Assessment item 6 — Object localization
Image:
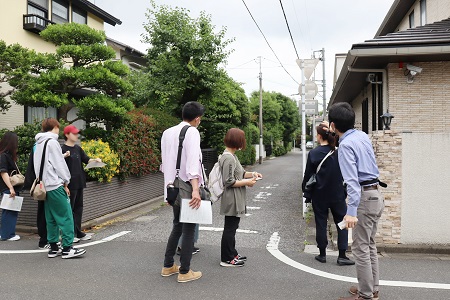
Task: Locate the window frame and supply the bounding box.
[72,5,87,24]
[27,0,49,18]
[362,98,369,134]
[420,0,427,25]
[409,11,415,28]
[51,0,69,24]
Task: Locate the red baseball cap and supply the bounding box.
[64,125,80,135]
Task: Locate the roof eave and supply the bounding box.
[74,0,122,26]
[375,0,416,37]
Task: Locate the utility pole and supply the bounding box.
[313,48,327,120]
[258,56,263,164]
[300,60,307,217]
[321,48,326,120]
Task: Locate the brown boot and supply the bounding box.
[161,264,179,277]
[177,269,202,283]
[349,286,379,300]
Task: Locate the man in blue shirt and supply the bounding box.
[329,103,384,300]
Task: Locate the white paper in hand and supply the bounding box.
[180,199,212,225]
[85,161,107,169]
[338,220,347,230]
[0,194,24,212]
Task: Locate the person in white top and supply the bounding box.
[160,101,205,283]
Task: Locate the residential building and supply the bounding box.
[331,0,450,245]
[0,0,121,129]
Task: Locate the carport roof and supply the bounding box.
[330,18,450,105]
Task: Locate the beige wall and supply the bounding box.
[0,0,56,53]
[87,13,104,31]
[397,0,450,32]
[387,61,450,133]
[0,102,25,130]
[401,132,450,244]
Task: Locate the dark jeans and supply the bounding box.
[70,189,85,238]
[221,216,241,262]
[312,199,348,251]
[0,190,19,240]
[37,200,47,246]
[164,204,196,274]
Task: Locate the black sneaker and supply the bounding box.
[48,248,62,258]
[235,254,247,261]
[61,247,86,259]
[193,246,200,255]
[220,258,245,267]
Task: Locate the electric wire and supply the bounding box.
[240,0,299,85]
[278,0,299,59]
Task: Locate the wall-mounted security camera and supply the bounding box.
[404,64,423,83]
[366,73,382,84]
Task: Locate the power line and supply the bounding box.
[290,0,306,49]
[228,59,257,69]
[278,0,299,59]
[240,0,299,85]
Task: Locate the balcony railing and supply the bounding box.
[23,14,55,33]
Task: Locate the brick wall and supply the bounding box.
[370,130,403,244]
[387,61,450,133]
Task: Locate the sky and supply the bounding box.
[94,0,394,109]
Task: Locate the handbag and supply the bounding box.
[30,139,51,201]
[9,163,25,187]
[304,150,334,192]
[166,125,191,206]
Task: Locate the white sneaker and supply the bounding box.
[62,247,86,259]
[73,237,80,243]
[80,233,93,241]
[6,235,20,241]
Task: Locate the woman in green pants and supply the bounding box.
[33,118,86,259]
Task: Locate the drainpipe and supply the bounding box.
[347,67,388,112]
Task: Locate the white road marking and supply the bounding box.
[0,231,131,254]
[267,232,450,290]
[200,227,258,234]
[252,199,267,202]
[245,214,252,217]
[247,206,261,210]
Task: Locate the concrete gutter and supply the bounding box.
[16,195,164,234]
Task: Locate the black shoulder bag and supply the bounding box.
[166,125,191,206]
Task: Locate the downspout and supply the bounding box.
[347,67,389,113]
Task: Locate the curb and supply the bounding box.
[16,195,164,234]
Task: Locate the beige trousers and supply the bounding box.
[352,188,384,299]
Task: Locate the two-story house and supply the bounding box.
[331,0,450,246]
[0,0,121,129]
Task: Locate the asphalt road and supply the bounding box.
[1,150,449,300]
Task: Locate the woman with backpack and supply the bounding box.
[0,132,22,241]
[219,128,262,267]
[301,122,354,266]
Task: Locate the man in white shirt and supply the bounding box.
[160,101,204,283]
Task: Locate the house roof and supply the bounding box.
[330,18,450,106]
[376,0,416,37]
[73,0,122,26]
[106,37,145,57]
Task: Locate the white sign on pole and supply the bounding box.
[305,80,318,100]
[296,59,319,80]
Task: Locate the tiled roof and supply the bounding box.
[354,18,450,49]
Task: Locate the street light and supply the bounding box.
[380,111,394,130]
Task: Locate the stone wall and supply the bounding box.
[370,130,403,244]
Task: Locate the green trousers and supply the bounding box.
[44,186,74,248]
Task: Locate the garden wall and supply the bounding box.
[5,172,164,229]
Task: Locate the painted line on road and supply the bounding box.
[0,231,132,254]
[247,206,261,210]
[200,227,258,234]
[267,232,450,290]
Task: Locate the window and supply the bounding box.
[362,99,369,134]
[420,0,427,25]
[371,85,377,131]
[409,11,415,28]
[28,0,48,18]
[72,6,87,24]
[52,0,69,24]
[26,107,57,124]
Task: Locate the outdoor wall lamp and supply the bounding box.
[380,111,394,130]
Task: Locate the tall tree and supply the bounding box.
[10,23,133,129]
[141,1,233,116]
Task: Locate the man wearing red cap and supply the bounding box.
[62,125,101,243]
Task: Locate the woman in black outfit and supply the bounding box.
[302,122,354,266]
[0,132,21,241]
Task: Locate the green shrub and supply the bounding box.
[273,144,288,157]
[109,110,161,179]
[81,139,120,182]
[235,125,257,166]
